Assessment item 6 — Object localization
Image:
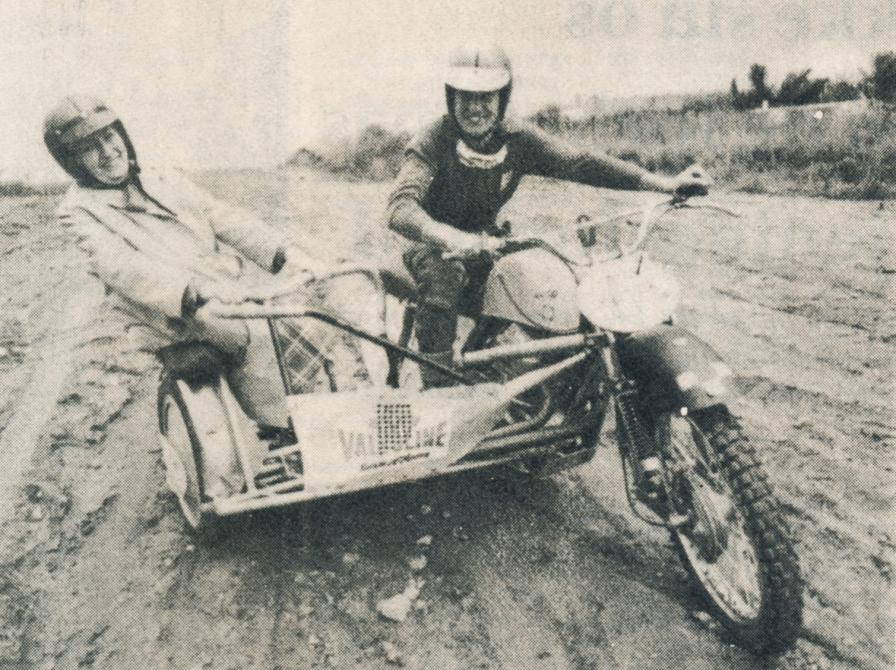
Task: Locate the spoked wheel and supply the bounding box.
[656,406,803,654]
[158,376,219,538]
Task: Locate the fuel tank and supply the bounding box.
[481,248,579,333]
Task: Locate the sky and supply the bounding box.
[1,0,893,177]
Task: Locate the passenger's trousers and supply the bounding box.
[172,314,289,428]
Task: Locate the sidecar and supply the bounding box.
[156,265,598,533]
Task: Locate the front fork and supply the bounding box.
[599,334,669,519]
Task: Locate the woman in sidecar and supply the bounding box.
[43,96,387,530]
[44,95,329,425]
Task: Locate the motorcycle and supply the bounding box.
[157,195,803,654]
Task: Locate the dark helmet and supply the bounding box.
[43,95,137,184]
[445,45,513,120]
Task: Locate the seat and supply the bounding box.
[157,342,231,381]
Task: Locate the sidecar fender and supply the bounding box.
[617,325,737,412]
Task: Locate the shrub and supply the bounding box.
[821,80,861,103]
[531,104,896,199]
[776,69,829,106]
[868,52,896,102]
[286,125,411,181]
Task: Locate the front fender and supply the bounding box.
[617,325,737,412]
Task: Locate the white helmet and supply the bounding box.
[445,45,513,119]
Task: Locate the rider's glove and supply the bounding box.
[445,232,505,260]
[671,164,713,201]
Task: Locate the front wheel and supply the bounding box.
[657,406,803,654]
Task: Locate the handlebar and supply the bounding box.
[441,233,506,261]
[438,195,741,267]
[569,195,742,261]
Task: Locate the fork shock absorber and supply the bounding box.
[615,384,668,518]
[600,336,662,487]
[615,387,654,462]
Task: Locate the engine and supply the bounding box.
[478,322,555,425]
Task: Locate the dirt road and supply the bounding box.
[0,172,892,669]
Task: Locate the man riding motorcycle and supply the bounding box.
[387,45,711,387]
[44,95,324,429]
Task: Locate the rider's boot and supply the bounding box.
[415,304,458,389]
[419,350,456,389]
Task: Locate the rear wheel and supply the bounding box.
[657,406,803,654]
[158,375,221,539]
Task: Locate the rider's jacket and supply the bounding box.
[57,169,297,345]
[387,115,651,234]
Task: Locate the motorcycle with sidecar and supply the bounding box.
[157,195,803,654]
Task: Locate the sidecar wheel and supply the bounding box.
[158,376,222,540]
[662,406,803,655]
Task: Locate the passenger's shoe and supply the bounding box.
[636,456,667,509]
[257,424,297,450]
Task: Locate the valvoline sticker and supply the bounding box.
[288,390,454,489]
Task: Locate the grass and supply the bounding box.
[302,104,896,200]
[534,104,896,200]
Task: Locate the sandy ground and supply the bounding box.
[0,171,892,670]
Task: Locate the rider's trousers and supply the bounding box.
[403,244,492,387]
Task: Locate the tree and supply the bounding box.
[748,64,773,104]
[350,125,410,178]
[820,80,860,103]
[731,63,773,110]
[730,79,745,110]
[868,52,896,102]
[532,105,566,132]
[731,76,757,110]
[776,69,828,106]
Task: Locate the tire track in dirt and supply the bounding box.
[4,177,892,669]
[0,282,103,520]
[646,194,895,670]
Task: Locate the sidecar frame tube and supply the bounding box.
[213,304,605,383]
[208,421,594,516]
[457,333,588,366]
[213,303,474,384]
